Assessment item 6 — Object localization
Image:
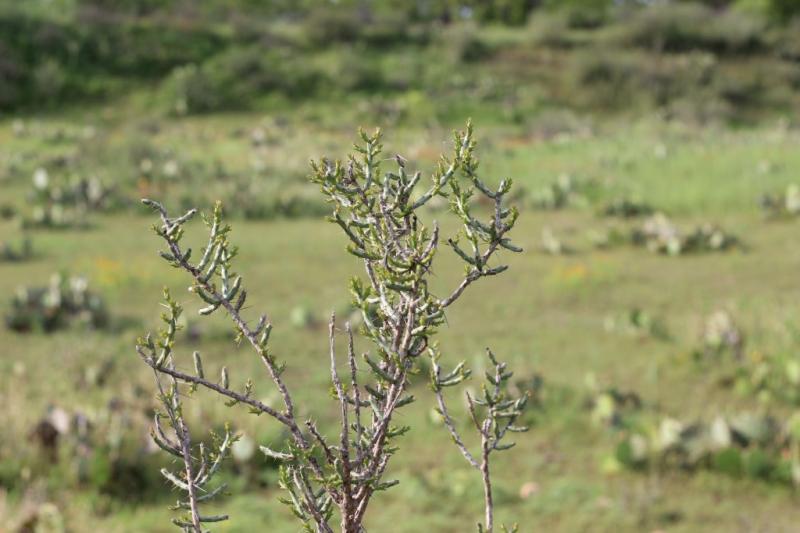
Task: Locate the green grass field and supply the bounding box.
[3,103,800,531]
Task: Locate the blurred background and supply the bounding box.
[2,0,800,531]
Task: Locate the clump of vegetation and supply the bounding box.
[0,9,226,111]
[609,3,765,55]
[6,273,108,333]
[300,6,431,49]
[631,214,739,255]
[136,123,527,531]
[0,1,797,122]
[680,223,740,253]
[760,184,800,219]
[161,47,320,115]
[601,196,654,218]
[438,23,491,63]
[563,49,721,115]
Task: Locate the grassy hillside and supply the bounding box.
[4,106,800,530]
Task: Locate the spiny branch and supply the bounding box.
[137,122,524,532]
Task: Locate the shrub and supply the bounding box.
[0,12,227,110]
[161,46,319,114]
[565,51,646,110]
[359,12,429,46]
[542,0,612,29]
[31,59,67,103]
[610,3,765,54]
[135,123,529,531]
[437,23,491,63]
[471,0,538,26]
[561,40,774,115]
[776,19,800,61]
[711,62,769,108]
[328,48,385,92]
[303,7,364,47]
[76,0,164,17]
[528,11,576,49]
[768,0,800,21]
[301,8,426,48]
[600,197,654,218]
[381,51,429,91]
[0,42,23,108]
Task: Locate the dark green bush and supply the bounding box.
[438,23,491,63]
[565,49,724,111]
[0,43,23,108]
[528,11,577,49]
[711,62,769,108]
[601,197,655,218]
[78,19,226,77]
[162,46,319,114]
[776,19,800,61]
[303,7,363,47]
[329,48,386,92]
[610,3,765,54]
[543,0,612,28]
[76,0,164,17]
[381,52,429,90]
[301,7,425,48]
[471,0,538,26]
[358,12,430,46]
[0,12,227,109]
[769,0,800,21]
